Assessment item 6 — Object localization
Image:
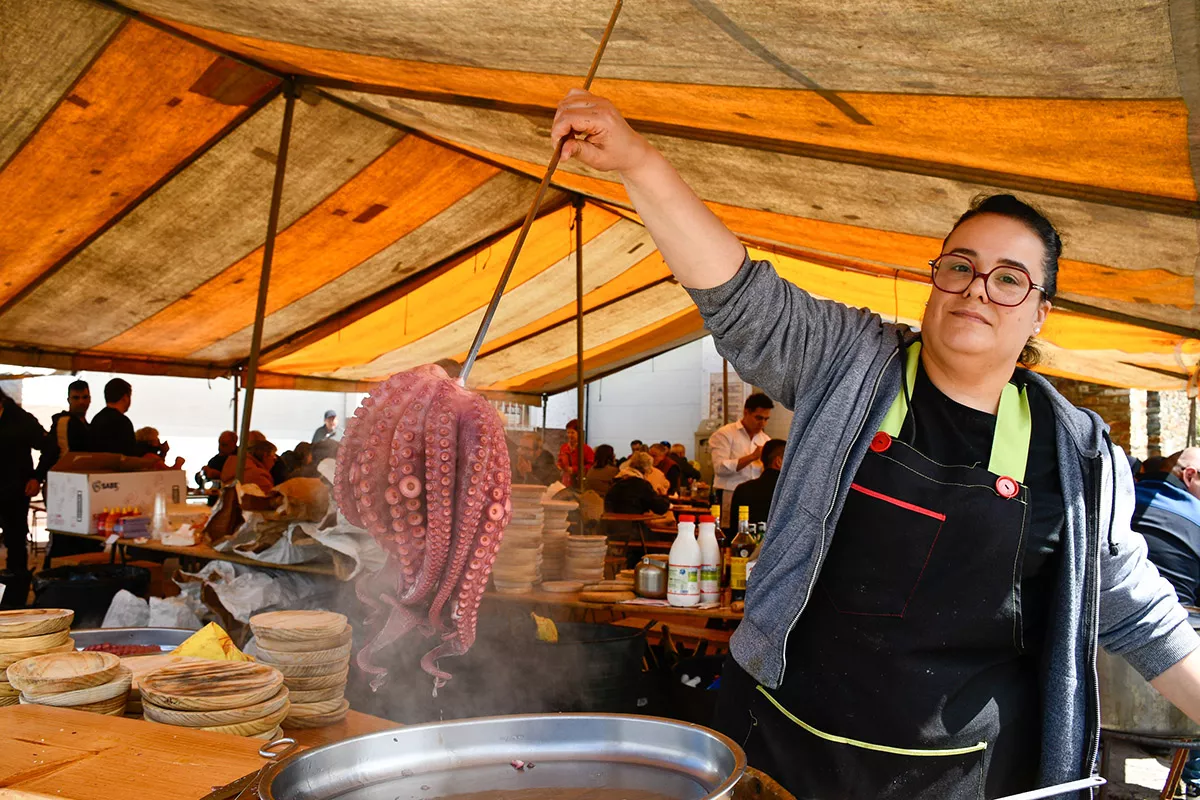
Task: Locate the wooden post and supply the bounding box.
[575,197,586,491]
[722,359,730,424]
[235,85,296,482]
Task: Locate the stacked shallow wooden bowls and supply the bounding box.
[0,609,75,706]
[540,499,575,581]
[491,485,546,594]
[140,660,289,739]
[251,610,350,728]
[564,535,608,583]
[9,651,131,715]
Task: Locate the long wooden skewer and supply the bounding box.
[459,0,624,382]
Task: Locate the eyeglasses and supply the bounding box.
[928,254,1047,307]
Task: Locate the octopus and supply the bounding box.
[334,364,512,691]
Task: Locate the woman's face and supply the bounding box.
[567,428,579,446]
[922,213,1051,366]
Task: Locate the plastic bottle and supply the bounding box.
[95,507,110,535]
[667,515,701,607]
[696,515,721,605]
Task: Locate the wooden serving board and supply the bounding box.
[139,661,283,711]
[579,591,638,603]
[0,629,71,655]
[7,651,119,696]
[284,698,349,728]
[0,640,74,670]
[249,610,347,642]
[282,667,349,691]
[270,656,350,678]
[0,609,72,639]
[254,624,351,653]
[141,685,289,728]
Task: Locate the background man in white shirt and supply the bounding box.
[709,392,775,525]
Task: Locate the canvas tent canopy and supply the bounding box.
[3,0,1200,401]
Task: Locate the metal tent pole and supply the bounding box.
[235,84,296,482]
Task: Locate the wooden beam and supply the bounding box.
[0,345,229,380]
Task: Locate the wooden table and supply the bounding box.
[486,587,743,622]
[48,529,337,577]
[0,705,397,799]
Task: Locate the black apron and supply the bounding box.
[716,343,1041,799]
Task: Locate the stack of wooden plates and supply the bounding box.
[564,535,609,583]
[0,609,75,705]
[250,610,350,728]
[540,499,575,581]
[140,660,289,739]
[8,651,130,715]
[492,485,546,594]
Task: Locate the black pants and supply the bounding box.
[0,488,31,577]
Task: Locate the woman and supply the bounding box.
[585,444,619,496]
[220,439,278,494]
[556,419,594,489]
[551,90,1200,798]
[604,452,671,516]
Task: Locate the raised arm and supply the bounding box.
[552,90,744,290]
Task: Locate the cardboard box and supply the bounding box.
[46,470,187,534]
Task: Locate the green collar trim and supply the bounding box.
[878,342,1031,482]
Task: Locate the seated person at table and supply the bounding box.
[203,431,237,483]
[617,439,644,466]
[279,441,314,480]
[671,443,702,485]
[133,427,185,470]
[649,443,681,495]
[604,452,670,516]
[729,438,786,527]
[512,432,558,485]
[586,444,619,496]
[220,439,278,493]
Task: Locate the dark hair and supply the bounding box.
[593,444,616,469]
[249,440,277,460]
[68,379,89,394]
[947,194,1062,366]
[565,419,579,432]
[744,392,775,412]
[104,378,132,404]
[763,438,787,467]
[630,439,643,448]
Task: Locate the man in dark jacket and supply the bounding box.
[512,432,558,485]
[88,378,138,456]
[729,438,786,527]
[40,380,91,474]
[0,389,47,580]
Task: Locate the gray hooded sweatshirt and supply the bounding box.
[688,255,1200,793]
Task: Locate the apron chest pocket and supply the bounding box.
[823,483,946,617]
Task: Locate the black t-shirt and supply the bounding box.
[88,407,138,457]
[899,364,1064,649]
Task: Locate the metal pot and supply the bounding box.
[1098,611,1200,737]
[256,713,746,800]
[636,554,669,599]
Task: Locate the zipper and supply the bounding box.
[777,347,898,684]
[1084,453,1103,788]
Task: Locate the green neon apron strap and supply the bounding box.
[876,340,1032,483]
[756,686,988,757]
[878,342,922,437]
[989,382,1031,482]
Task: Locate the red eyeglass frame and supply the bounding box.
[928,253,1049,307]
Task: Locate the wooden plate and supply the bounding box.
[197,702,289,736]
[273,658,349,678]
[6,651,119,696]
[538,582,584,594]
[0,640,75,670]
[0,629,71,655]
[249,611,347,642]
[250,725,284,741]
[140,661,283,711]
[579,591,637,604]
[23,666,132,707]
[254,625,351,654]
[0,679,17,697]
[284,698,349,728]
[288,686,343,704]
[285,695,346,717]
[143,686,290,728]
[21,692,129,716]
[256,641,351,666]
[0,609,73,639]
[0,694,17,707]
[283,668,349,691]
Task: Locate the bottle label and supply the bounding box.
[730,557,748,590]
[668,563,700,597]
[699,564,720,595]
